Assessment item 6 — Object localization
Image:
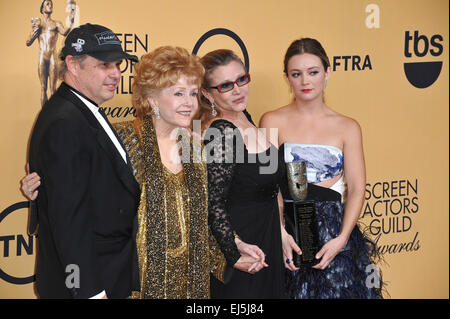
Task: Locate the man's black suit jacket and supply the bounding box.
[28,82,140,299]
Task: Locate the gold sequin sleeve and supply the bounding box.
[112,119,144,184]
[208,230,228,283]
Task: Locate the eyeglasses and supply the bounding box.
[208,74,251,93]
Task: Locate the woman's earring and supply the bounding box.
[325,80,328,89]
[211,102,218,117]
[153,107,160,120]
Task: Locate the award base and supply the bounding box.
[283,200,321,267]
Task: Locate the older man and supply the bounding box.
[28,23,140,299]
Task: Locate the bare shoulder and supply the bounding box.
[330,111,363,142]
[259,104,293,128]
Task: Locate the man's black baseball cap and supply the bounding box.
[60,23,138,63]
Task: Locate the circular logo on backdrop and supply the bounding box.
[403,31,444,88]
[0,201,36,285]
[192,28,250,72]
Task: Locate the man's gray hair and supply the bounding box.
[58,51,88,80]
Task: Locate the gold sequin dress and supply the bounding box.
[113,116,226,299]
[162,168,190,298]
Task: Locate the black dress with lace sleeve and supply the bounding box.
[204,116,285,298]
[203,119,241,266]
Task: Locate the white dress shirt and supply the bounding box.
[71,90,127,164]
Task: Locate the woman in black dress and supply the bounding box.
[198,50,297,298]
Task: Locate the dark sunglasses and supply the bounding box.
[208,74,251,93]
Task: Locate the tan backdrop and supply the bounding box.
[0,0,448,298]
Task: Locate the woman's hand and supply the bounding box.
[20,163,40,201]
[281,227,302,271]
[233,254,265,274]
[234,238,268,274]
[312,235,347,270]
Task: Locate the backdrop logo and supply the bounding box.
[404,31,444,88]
[114,32,149,95]
[333,55,372,71]
[361,179,420,255]
[192,28,250,72]
[0,202,36,285]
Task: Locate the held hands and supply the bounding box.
[20,163,40,201]
[281,227,302,271]
[233,238,268,275]
[312,235,348,270]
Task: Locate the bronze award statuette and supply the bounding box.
[283,161,320,267]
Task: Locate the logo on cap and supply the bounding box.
[95,31,121,46]
[71,38,85,53]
